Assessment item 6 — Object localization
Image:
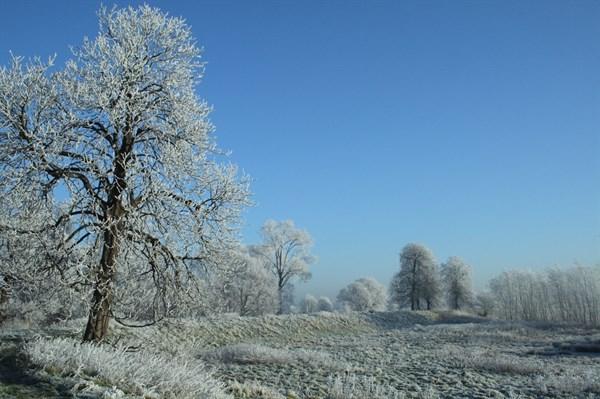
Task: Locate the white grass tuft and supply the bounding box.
[25,337,231,399]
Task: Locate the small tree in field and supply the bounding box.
[251,220,315,314]
[300,294,318,313]
[317,296,334,312]
[441,256,473,310]
[390,243,440,310]
[0,6,249,341]
[207,247,278,316]
[474,291,495,317]
[336,277,387,312]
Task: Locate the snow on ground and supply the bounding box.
[1,311,599,398]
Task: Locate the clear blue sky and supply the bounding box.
[1,1,598,300]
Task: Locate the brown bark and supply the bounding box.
[83,120,133,342]
[83,220,120,342]
[277,282,284,315]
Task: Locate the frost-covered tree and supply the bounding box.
[300,294,318,314]
[489,265,600,326]
[474,291,495,317]
[317,296,334,312]
[251,220,315,314]
[441,256,473,310]
[0,220,88,325]
[389,243,440,310]
[280,283,296,314]
[336,277,387,312]
[422,264,442,310]
[208,247,278,316]
[0,6,249,341]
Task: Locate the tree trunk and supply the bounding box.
[83,115,132,342]
[83,286,112,342]
[83,217,121,342]
[277,285,284,315]
[411,258,417,311]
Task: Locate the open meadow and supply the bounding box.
[1,311,599,399]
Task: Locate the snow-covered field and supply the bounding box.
[1,311,599,398]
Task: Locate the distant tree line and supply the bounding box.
[487,266,600,326]
[3,213,598,328]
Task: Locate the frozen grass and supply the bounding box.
[25,337,231,399]
[535,370,600,395]
[203,343,295,365]
[228,381,285,399]
[326,373,439,399]
[438,345,546,376]
[201,343,344,369]
[15,312,600,398]
[111,311,441,354]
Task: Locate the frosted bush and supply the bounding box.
[317,296,334,312]
[25,337,230,399]
[300,294,318,313]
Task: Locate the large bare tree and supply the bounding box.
[0,5,249,341]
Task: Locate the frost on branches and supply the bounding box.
[205,246,278,316]
[0,6,249,341]
[390,243,441,311]
[336,277,387,312]
[441,256,473,310]
[251,220,315,314]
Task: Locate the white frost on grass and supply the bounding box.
[25,337,231,399]
[326,373,439,399]
[228,380,285,399]
[438,345,546,376]
[535,369,600,395]
[201,343,345,370]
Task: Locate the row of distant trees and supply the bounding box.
[488,266,600,326]
[295,243,600,329]
[297,243,473,315]
[3,220,599,327]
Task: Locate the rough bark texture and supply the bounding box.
[83,135,130,342]
[82,201,124,341]
[83,227,119,342]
